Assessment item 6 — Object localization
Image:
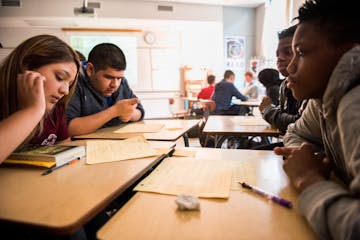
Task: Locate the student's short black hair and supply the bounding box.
[277,25,297,40]
[258,68,280,88]
[88,43,126,71]
[224,70,235,79]
[295,0,359,45]
[207,74,215,84]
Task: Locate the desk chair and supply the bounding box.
[198,99,216,120]
[198,100,216,147]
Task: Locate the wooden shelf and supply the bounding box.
[181,66,208,98]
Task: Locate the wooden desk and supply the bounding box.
[97,148,316,240]
[232,99,261,115]
[72,119,200,147]
[203,116,281,148]
[232,99,261,107]
[0,141,174,236]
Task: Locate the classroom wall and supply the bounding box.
[222,6,256,89]
[291,0,306,20]
[0,0,223,21]
[0,0,257,118]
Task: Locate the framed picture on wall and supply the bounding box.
[225,36,246,70]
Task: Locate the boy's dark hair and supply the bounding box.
[277,25,297,40]
[258,68,280,88]
[295,0,359,45]
[224,70,235,79]
[207,74,215,84]
[88,43,126,71]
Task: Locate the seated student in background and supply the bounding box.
[197,74,215,100]
[258,68,282,106]
[191,74,216,116]
[75,50,86,80]
[0,35,80,164]
[66,43,144,136]
[211,70,248,115]
[259,24,306,134]
[75,50,86,62]
[242,71,259,100]
[274,0,360,239]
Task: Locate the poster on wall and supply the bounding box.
[225,36,246,70]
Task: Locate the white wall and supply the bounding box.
[0,0,225,84]
[291,0,306,21]
[0,0,256,118]
[223,6,256,89]
[0,0,223,21]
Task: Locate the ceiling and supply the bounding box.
[104,0,267,8]
[0,0,267,29]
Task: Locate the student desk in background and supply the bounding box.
[231,99,261,107]
[97,148,316,240]
[231,99,261,116]
[0,141,175,236]
[72,119,200,147]
[203,115,281,148]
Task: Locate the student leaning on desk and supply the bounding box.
[259,25,307,135]
[274,0,360,239]
[0,34,80,164]
[66,43,144,136]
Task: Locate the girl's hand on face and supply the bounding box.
[17,71,46,114]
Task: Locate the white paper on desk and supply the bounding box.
[113,123,164,133]
[225,160,257,191]
[173,149,197,157]
[231,117,269,126]
[134,157,232,198]
[86,136,159,164]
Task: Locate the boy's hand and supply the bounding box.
[259,96,272,112]
[274,143,327,192]
[114,98,139,122]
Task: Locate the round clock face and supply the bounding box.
[144,32,156,45]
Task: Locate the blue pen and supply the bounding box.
[240,182,292,209]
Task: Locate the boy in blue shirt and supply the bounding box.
[66,43,144,136]
[211,70,248,115]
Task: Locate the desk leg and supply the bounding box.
[214,135,220,148]
[183,133,189,147]
[204,134,209,147]
[260,136,272,144]
[248,107,254,116]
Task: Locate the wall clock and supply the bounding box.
[144,32,156,45]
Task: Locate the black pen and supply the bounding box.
[167,148,175,157]
[42,158,80,176]
[240,182,293,209]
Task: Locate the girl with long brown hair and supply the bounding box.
[0,34,80,163]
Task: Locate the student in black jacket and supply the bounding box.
[259,25,306,134]
[258,68,282,106]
